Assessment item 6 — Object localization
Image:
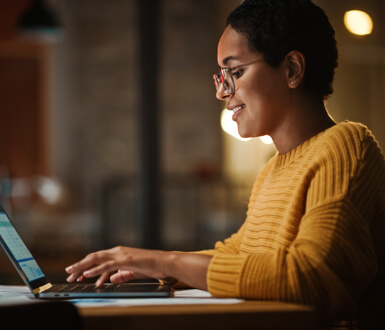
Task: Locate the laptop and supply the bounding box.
[0,205,173,299]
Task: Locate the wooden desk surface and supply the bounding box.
[78,299,318,330]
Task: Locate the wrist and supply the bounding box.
[157,251,178,282]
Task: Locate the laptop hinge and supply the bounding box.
[32,283,53,294]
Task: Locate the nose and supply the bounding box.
[215,84,231,101]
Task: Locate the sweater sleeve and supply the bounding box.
[207,127,381,322]
[208,199,377,319]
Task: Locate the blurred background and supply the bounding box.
[0,0,384,284]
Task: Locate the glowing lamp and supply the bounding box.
[344,10,373,36]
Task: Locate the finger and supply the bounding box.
[66,272,84,283]
[95,272,113,287]
[82,260,125,279]
[110,270,135,284]
[66,250,110,276]
[76,275,84,282]
[110,270,152,284]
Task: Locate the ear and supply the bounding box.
[285,50,305,88]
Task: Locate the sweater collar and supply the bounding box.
[273,127,330,170]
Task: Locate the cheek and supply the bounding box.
[239,76,288,132]
[246,73,288,110]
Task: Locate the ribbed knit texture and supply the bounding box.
[204,121,385,328]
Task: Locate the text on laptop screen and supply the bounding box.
[0,207,44,282]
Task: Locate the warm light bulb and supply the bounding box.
[344,10,373,36]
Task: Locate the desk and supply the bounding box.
[0,286,317,329]
[78,300,317,330]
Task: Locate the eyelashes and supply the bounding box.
[231,69,243,79]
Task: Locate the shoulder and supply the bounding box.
[303,121,381,183]
[303,122,384,208]
[308,121,385,188]
[321,121,368,150]
[315,121,381,162]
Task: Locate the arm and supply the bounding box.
[207,199,378,321]
[65,205,247,289]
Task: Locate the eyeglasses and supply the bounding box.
[213,58,264,94]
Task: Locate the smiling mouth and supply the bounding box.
[231,104,245,114]
[229,104,245,122]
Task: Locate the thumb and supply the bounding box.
[110,270,136,284]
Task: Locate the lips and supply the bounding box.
[229,104,245,121]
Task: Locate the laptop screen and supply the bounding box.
[0,206,45,283]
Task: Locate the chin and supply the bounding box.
[237,128,249,138]
[238,129,255,139]
[238,132,251,139]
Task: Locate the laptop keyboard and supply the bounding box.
[46,283,162,293]
[47,283,127,293]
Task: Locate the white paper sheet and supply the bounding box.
[0,286,35,306]
[0,285,31,295]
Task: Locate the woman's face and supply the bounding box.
[216,26,290,139]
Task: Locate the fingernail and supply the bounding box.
[65,266,73,273]
[83,270,91,277]
[96,279,102,287]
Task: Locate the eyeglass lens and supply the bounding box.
[214,69,234,94]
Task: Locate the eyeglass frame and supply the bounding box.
[213,58,265,95]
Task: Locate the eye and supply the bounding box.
[231,69,243,79]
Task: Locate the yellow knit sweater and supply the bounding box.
[203,121,385,328]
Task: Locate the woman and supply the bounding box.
[66,0,385,327]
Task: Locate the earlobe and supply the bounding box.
[290,76,300,85]
[286,51,305,87]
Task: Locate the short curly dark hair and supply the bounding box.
[226,0,338,100]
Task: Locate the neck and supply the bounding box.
[271,97,336,154]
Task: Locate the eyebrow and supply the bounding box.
[221,56,240,67]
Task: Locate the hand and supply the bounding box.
[65,246,171,287]
[65,247,212,290]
